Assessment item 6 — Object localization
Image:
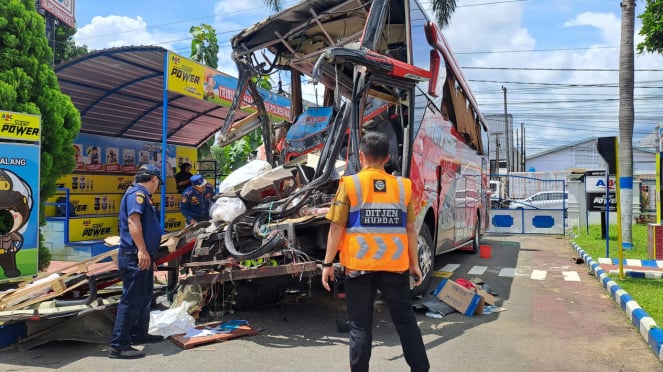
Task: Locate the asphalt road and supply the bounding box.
[1,234,662,372]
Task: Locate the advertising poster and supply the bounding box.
[0,111,41,280]
[40,0,76,28]
[585,170,617,212]
[166,51,291,122]
[45,192,183,217]
[68,216,119,242]
[163,214,186,232]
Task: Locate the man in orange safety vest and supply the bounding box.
[321,132,429,372]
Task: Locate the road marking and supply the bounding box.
[499,268,516,277]
[531,269,547,280]
[562,271,581,281]
[468,266,487,275]
[439,264,460,272]
[436,263,583,282]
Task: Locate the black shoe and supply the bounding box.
[132,334,164,345]
[108,346,145,359]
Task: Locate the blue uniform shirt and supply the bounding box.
[119,183,161,255]
[179,183,215,224]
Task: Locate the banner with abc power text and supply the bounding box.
[165,52,291,122]
[0,111,41,280]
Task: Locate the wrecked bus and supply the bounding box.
[179,0,490,306]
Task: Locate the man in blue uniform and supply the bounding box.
[109,164,164,359]
[179,174,215,225]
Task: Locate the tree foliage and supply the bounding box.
[263,0,281,12]
[638,0,663,55]
[431,0,457,28]
[190,24,219,69]
[189,22,264,178]
[0,0,81,269]
[211,129,263,179]
[53,23,88,66]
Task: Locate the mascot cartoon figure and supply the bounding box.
[0,169,33,278]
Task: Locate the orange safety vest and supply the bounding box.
[340,168,411,272]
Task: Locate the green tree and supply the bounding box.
[0,0,81,270]
[619,0,636,252]
[431,0,457,27]
[190,23,219,69]
[189,22,265,179]
[637,0,663,55]
[211,129,263,179]
[53,23,88,66]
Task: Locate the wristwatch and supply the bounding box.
[321,262,333,268]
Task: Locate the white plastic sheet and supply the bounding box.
[218,160,272,194]
[210,196,246,223]
[148,301,196,337]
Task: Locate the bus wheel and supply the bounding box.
[412,224,434,297]
[472,215,481,254]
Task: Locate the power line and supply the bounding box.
[466,67,663,72]
[456,46,618,55]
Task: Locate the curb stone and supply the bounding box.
[570,241,663,362]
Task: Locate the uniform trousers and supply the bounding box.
[109,252,154,351]
[345,270,430,372]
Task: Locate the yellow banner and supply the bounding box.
[0,111,41,142]
[163,214,186,232]
[45,193,183,217]
[67,212,186,241]
[68,216,119,242]
[166,53,205,99]
[55,174,178,195]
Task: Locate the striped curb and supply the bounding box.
[597,257,663,268]
[570,242,663,362]
[606,270,663,280]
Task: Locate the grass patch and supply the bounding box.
[572,224,663,327]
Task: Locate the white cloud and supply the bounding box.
[74,15,185,51]
[564,12,621,45]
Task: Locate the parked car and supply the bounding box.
[508,191,569,210]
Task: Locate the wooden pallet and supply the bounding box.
[0,222,211,312]
[0,250,118,311]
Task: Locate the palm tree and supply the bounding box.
[263,0,457,27]
[618,0,635,251]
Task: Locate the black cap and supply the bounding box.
[136,164,162,184]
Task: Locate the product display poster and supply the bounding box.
[73,133,177,176]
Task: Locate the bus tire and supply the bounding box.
[472,214,481,254]
[412,224,434,297]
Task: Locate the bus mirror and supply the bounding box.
[429,50,441,97]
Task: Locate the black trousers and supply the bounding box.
[345,271,430,372]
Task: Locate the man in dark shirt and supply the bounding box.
[175,162,193,193]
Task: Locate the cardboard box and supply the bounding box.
[473,288,496,315]
[433,278,481,316]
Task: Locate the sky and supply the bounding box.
[70,0,663,157]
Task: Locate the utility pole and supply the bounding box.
[502,86,510,173]
[521,122,526,172]
[495,137,500,175]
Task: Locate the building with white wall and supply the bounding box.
[526,137,655,175]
